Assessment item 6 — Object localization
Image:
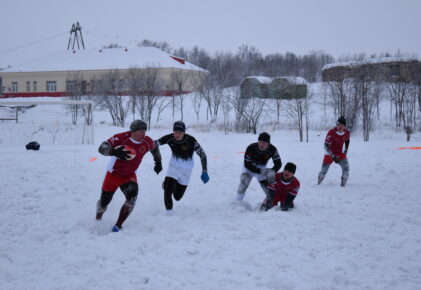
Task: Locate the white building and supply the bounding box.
[0,46,208,97]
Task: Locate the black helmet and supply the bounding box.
[258,132,271,143]
[173,121,186,132]
[337,116,346,126]
[130,120,147,132]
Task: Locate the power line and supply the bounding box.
[0,32,68,54]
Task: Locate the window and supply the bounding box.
[66,80,76,92]
[26,81,30,92]
[33,81,37,92]
[12,82,18,92]
[46,81,57,92]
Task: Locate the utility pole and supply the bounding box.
[67,22,85,50]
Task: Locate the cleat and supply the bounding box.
[236,193,245,201]
[112,225,122,232]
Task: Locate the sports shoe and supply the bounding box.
[236,193,245,201]
[165,209,174,216]
[112,225,122,232]
[317,176,324,185]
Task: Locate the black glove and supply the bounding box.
[332,155,340,163]
[154,162,162,174]
[111,146,130,160]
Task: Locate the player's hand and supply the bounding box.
[332,155,340,163]
[111,146,130,160]
[201,171,209,184]
[154,162,162,174]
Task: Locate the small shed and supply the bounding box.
[240,76,307,99]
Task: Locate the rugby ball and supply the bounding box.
[115,145,136,160]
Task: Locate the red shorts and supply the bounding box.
[323,153,347,164]
[102,171,137,192]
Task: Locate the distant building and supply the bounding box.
[322,57,421,84]
[240,76,307,100]
[0,47,208,98]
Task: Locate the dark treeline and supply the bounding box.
[138,39,335,85]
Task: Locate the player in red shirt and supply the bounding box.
[260,162,300,211]
[317,116,350,187]
[95,120,162,232]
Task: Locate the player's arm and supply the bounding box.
[193,141,207,172]
[282,183,300,211]
[156,134,172,146]
[271,149,282,172]
[150,140,162,174]
[344,140,350,154]
[98,141,129,160]
[98,141,113,156]
[324,142,333,156]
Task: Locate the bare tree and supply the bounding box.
[155,96,171,124]
[232,94,266,134]
[326,79,360,132]
[190,91,202,121]
[138,67,163,128]
[125,67,143,121]
[285,98,304,141]
[170,70,190,121]
[91,70,127,127]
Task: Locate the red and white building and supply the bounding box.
[0,46,208,98]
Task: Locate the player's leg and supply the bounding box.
[318,155,332,185]
[114,182,138,230]
[96,172,119,220]
[163,177,178,210]
[236,173,252,200]
[339,158,349,187]
[96,191,115,220]
[172,166,191,202]
[173,183,187,201]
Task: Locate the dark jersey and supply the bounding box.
[157,133,207,171]
[244,142,282,174]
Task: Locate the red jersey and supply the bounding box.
[325,128,350,155]
[268,172,300,205]
[106,131,155,176]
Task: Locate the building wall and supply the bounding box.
[0,68,208,97]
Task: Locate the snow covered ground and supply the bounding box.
[1,89,421,289]
[1,120,421,289]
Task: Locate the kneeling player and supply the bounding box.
[261,162,300,211]
[96,120,162,232]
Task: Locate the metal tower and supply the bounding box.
[67,22,85,50]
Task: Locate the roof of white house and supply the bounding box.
[2,46,207,73]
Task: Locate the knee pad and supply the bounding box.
[120,182,138,203]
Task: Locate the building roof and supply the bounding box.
[2,46,207,73]
[245,75,307,85]
[322,56,420,71]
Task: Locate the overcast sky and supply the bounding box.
[1,0,420,67]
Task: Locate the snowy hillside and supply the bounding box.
[1,91,421,289]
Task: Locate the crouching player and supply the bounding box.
[261,162,300,211]
[95,120,162,232]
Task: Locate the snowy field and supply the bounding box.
[1,122,421,289]
[1,91,421,290]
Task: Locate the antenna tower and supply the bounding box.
[67,22,85,50]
